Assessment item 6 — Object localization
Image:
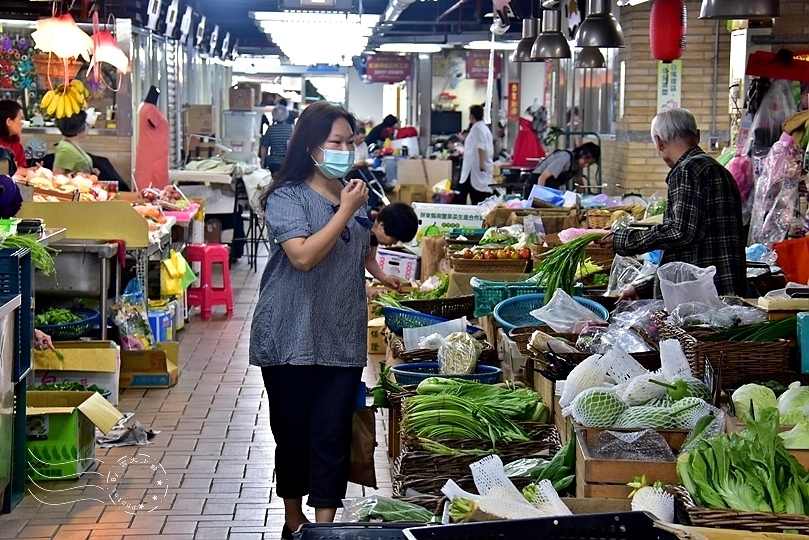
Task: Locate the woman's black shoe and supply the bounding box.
[281,523,295,540]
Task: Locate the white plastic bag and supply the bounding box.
[657,262,723,313]
[529,289,604,333]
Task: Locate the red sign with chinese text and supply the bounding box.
[507,82,520,121]
[364,54,413,83]
[465,51,502,80]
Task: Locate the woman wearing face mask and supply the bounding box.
[250,101,369,538]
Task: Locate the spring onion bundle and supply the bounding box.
[531,232,606,303]
[0,234,58,275]
[416,377,549,422]
[706,316,797,342]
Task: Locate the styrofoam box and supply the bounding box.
[377,248,420,282]
[411,202,486,245]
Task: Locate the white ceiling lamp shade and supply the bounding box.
[252,12,380,66]
[575,46,605,68]
[512,18,539,62]
[376,43,443,53]
[576,0,625,48]
[531,8,572,60]
[699,0,779,19]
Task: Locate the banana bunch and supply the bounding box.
[40,79,90,120]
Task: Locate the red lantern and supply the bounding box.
[650,0,687,63]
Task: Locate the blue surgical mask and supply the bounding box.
[313,147,355,179]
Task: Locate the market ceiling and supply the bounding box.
[187,0,535,56]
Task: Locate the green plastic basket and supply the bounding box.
[471,279,584,318]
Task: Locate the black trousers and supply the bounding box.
[454,180,490,205]
[261,364,363,508]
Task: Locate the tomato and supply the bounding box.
[462,249,474,259]
[482,250,495,260]
[473,253,483,260]
[510,250,521,260]
[519,247,532,260]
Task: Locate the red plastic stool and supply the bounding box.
[185,243,234,320]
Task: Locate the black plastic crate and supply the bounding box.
[3,379,27,513]
[0,248,32,382]
[295,523,419,540]
[404,512,679,540]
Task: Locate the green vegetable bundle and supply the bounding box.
[0,234,58,275]
[371,273,451,316]
[678,407,809,514]
[707,316,797,342]
[347,496,434,523]
[35,381,108,394]
[530,233,606,303]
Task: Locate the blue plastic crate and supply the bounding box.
[382,307,482,336]
[493,293,609,332]
[0,248,32,382]
[390,362,501,385]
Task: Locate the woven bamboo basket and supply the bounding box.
[655,312,791,386]
[586,209,612,229]
[388,335,498,365]
[33,53,83,88]
[400,422,560,453]
[450,256,530,274]
[672,486,809,534]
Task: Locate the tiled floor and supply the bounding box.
[0,258,393,539]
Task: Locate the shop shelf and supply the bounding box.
[0,248,32,382]
[2,379,27,513]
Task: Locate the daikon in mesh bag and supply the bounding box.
[559,354,606,408]
[564,387,628,427]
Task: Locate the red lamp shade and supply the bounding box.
[650,0,687,62]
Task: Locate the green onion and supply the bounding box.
[0,235,59,275]
[530,233,606,303]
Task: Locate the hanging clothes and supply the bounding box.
[512,117,545,167]
[134,101,170,190]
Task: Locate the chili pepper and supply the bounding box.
[650,378,690,400]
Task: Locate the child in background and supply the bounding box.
[365,202,418,295]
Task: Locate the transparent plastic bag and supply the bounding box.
[529,289,605,333]
[522,215,546,247]
[606,255,658,298]
[340,495,434,523]
[657,262,722,313]
[611,299,665,341]
[591,429,676,462]
[576,324,654,354]
[667,302,767,328]
[747,133,804,246]
[438,332,483,375]
[743,79,797,157]
[644,191,667,220]
[480,225,523,246]
[109,278,155,351]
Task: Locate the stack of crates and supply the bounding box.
[0,247,33,513]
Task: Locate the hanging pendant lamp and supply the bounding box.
[531,8,571,60]
[576,0,625,48]
[699,0,779,19]
[575,47,605,68]
[650,0,687,62]
[512,18,539,62]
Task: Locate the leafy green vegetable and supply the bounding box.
[352,496,433,522]
[780,421,809,450]
[35,381,108,394]
[777,382,809,425]
[530,233,606,303]
[708,316,797,342]
[678,407,809,514]
[35,308,82,326]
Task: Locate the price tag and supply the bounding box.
[702,353,721,407]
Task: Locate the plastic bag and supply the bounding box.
[611,299,665,341]
[438,332,483,374]
[341,495,434,523]
[667,302,767,329]
[743,79,797,157]
[605,255,658,298]
[110,278,155,351]
[576,324,654,354]
[657,262,723,313]
[480,225,523,246]
[529,289,605,333]
[522,215,546,247]
[747,133,804,246]
[644,191,667,220]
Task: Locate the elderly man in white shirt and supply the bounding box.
[456,104,494,205]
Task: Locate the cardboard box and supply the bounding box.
[204,218,222,243]
[26,391,123,481]
[484,206,580,235]
[229,86,256,111]
[412,203,484,245]
[367,318,386,356]
[148,309,173,342]
[120,342,179,389]
[32,341,121,405]
[377,247,420,282]
[182,105,215,136]
[398,184,430,204]
[397,159,452,186]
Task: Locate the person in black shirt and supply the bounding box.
[365,114,398,147]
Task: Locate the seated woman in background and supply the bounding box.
[0,100,29,174]
[53,110,96,175]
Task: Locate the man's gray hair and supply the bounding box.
[651,108,699,143]
[272,105,289,123]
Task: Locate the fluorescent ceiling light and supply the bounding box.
[465,40,519,50]
[376,43,442,53]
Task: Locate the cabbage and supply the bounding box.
[779,420,809,450]
[731,384,777,423]
[777,382,809,425]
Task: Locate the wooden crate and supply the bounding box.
[533,369,555,423]
[575,427,685,498]
[554,394,572,446]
